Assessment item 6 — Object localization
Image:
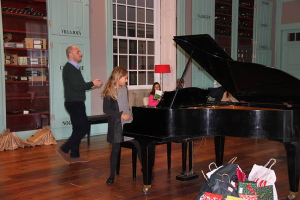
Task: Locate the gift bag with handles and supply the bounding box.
[209,157,240,187]
[200,192,223,200]
[248,158,278,200]
[211,174,239,198]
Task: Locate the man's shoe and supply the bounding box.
[70,157,89,164]
[56,148,70,164]
[106,177,114,185]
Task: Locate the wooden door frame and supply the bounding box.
[0,2,6,132]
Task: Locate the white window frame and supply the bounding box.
[112,0,160,90]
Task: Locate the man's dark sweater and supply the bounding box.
[62,62,94,102]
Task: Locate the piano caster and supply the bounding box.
[142,185,151,194]
[287,192,297,200]
[176,171,199,181]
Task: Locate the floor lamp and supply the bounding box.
[154,64,171,91]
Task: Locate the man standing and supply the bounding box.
[56,45,102,164]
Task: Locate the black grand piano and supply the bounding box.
[123,34,300,199]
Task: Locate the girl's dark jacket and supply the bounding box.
[103,96,123,143]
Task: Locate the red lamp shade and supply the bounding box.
[154,64,171,73]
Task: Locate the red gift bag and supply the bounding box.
[201,192,223,200]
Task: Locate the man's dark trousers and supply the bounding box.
[61,101,90,158]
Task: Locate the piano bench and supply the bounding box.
[116,141,138,180]
[87,114,108,146]
[116,142,172,180]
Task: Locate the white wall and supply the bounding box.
[160,0,177,91]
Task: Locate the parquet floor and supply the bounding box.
[0,135,293,199]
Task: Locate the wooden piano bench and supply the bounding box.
[87,114,108,146]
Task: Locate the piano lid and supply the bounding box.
[174,34,300,104]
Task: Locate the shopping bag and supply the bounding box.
[209,157,239,186]
[236,168,246,182]
[238,181,257,195]
[248,158,277,200]
[226,196,243,200]
[196,171,214,200]
[211,174,240,198]
[256,185,273,200]
[206,162,222,178]
[239,194,258,200]
[200,192,223,200]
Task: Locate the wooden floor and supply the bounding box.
[0,135,293,200]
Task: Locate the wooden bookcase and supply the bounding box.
[1,0,49,132]
[215,0,233,56]
[237,0,254,63]
[215,0,254,63]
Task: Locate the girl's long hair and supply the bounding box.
[150,82,161,95]
[101,66,128,100]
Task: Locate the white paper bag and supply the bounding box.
[248,158,278,200]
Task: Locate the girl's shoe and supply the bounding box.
[106,177,114,185]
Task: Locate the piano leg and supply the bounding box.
[138,139,155,194]
[176,140,199,181]
[167,142,172,170]
[284,141,300,200]
[214,136,225,166]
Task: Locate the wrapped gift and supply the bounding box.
[239,194,258,200]
[226,196,243,199]
[238,181,257,195]
[256,185,273,200]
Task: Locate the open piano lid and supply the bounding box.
[174,34,300,105]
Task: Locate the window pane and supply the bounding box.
[148,56,154,70]
[129,40,137,54]
[147,41,154,55]
[119,39,127,54]
[113,55,118,67]
[138,56,146,70]
[138,71,146,85]
[137,0,145,7]
[113,0,116,2]
[128,0,135,6]
[146,9,153,23]
[113,39,118,53]
[138,41,146,54]
[127,7,135,21]
[129,56,137,69]
[146,25,154,38]
[137,8,145,23]
[137,24,145,38]
[117,5,126,20]
[113,21,116,36]
[297,33,300,41]
[128,23,136,37]
[289,33,295,41]
[113,4,116,19]
[148,71,154,84]
[146,0,154,8]
[117,0,126,4]
[119,55,127,69]
[117,22,126,36]
[129,71,137,85]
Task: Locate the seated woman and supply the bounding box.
[148,82,161,107]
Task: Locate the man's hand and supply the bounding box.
[92,79,103,88]
[121,113,131,121]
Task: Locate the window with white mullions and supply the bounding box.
[112,0,157,88]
